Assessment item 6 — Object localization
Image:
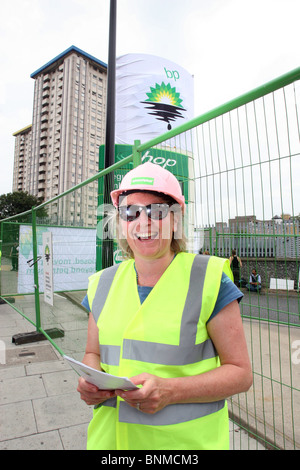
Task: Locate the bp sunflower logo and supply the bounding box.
[141,82,186,130]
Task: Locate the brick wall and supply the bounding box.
[239,258,299,289]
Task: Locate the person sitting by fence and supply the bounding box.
[247,269,261,293]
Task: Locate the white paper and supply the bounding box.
[64,355,138,391]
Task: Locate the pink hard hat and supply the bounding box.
[110,162,185,211]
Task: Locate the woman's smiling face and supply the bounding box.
[118,192,177,262]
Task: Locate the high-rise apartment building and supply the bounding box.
[12,125,32,192]
[13,46,108,226]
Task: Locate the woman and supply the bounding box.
[229,249,242,287]
[77,162,252,450]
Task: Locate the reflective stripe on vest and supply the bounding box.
[97,397,225,426]
[101,338,216,366]
[91,255,226,426]
[91,263,120,323]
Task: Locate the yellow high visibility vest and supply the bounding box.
[86,253,233,450]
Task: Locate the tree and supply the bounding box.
[0,191,47,220]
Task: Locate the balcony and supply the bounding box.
[42,98,49,107]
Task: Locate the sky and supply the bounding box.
[0,0,299,198]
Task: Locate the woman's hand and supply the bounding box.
[77,377,116,406]
[116,373,171,414]
[115,302,252,413]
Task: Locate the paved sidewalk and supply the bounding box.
[0,299,264,450]
[0,300,92,450]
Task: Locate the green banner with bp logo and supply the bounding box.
[97,144,190,269]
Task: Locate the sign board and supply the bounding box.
[18,226,96,294]
[42,231,54,306]
[269,278,295,291]
[116,53,194,146]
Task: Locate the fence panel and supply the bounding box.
[0,212,39,329]
[135,69,300,449]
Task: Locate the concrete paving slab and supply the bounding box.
[0,375,47,405]
[1,324,32,341]
[25,358,71,376]
[42,370,80,397]
[0,401,37,441]
[32,392,92,433]
[0,312,33,342]
[0,365,25,379]
[230,421,265,450]
[59,423,88,450]
[57,328,88,354]
[0,430,64,450]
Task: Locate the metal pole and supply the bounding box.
[0,221,3,297]
[32,208,41,332]
[102,0,117,268]
[132,140,142,168]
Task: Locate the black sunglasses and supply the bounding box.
[118,203,173,222]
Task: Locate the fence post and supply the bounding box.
[133,140,142,167]
[32,207,41,332]
[0,221,3,297]
[215,231,219,256]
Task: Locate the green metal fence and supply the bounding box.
[1,66,300,450]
